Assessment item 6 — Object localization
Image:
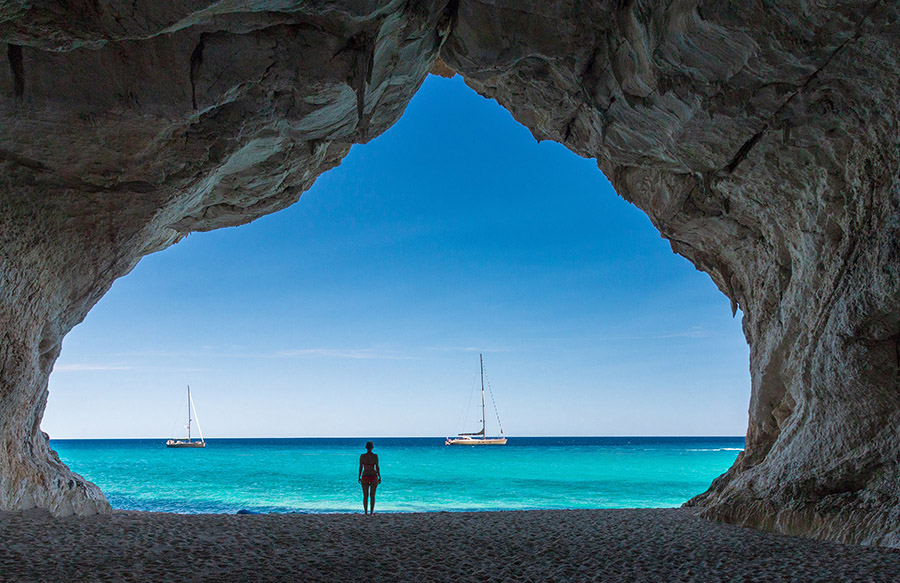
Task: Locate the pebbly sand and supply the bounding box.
[0,508,897,582]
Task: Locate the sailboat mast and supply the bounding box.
[187,385,192,441]
[480,354,486,436]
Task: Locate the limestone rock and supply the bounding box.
[441,0,900,546]
[1,0,452,516]
[1,0,899,547]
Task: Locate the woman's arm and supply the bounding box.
[375,454,381,482]
[358,456,363,482]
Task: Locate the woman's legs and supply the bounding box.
[368,483,377,514]
[362,483,371,514]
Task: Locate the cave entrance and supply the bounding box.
[44,75,749,512]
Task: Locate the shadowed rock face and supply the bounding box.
[440,0,900,546]
[0,0,453,515]
[1,1,898,545]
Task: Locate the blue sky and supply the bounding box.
[44,75,750,439]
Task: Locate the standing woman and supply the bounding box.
[358,441,381,514]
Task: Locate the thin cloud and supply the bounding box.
[274,348,414,360]
[600,327,710,341]
[54,363,133,372]
[424,346,515,354]
[53,363,213,373]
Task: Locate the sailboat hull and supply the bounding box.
[166,440,206,448]
[166,385,206,448]
[448,354,507,446]
[445,437,507,446]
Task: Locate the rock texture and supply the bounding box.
[1,1,898,546]
[441,0,900,546]
[0,0,453,515]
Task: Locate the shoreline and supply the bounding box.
[1,507,897,582]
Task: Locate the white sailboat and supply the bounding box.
[166,385,206,448]
[446,354,507,445]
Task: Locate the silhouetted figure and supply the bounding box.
[358,440,381,514]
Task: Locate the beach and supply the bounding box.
[1,508,897,582]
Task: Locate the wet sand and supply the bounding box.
[0,507,897,582]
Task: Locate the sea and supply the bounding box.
[51,437,744,514]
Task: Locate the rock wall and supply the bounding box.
[0,0,452,515]
[1,1,898,545]
[440,1,900,545]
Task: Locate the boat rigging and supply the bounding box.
[166,385,206,448]
[446,354,507,446]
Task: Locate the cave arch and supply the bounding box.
[1,1,898,546]
[43,73,750,440]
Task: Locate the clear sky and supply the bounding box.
[44,75,750,439]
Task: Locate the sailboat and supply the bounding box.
[166,385,206,448]
[445,354,507,445]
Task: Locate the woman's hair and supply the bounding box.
[365,441,374,450]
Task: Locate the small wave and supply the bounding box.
[686,448,744,452]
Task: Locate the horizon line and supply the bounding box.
[48,434,746,440]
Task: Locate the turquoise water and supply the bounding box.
[51,437,743,514]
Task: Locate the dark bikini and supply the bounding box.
[361,459,379,485]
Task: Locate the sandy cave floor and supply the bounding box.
[0,507,897,582]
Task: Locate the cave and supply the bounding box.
[0,1,898,547]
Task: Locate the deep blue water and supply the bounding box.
[51,436,743,514]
